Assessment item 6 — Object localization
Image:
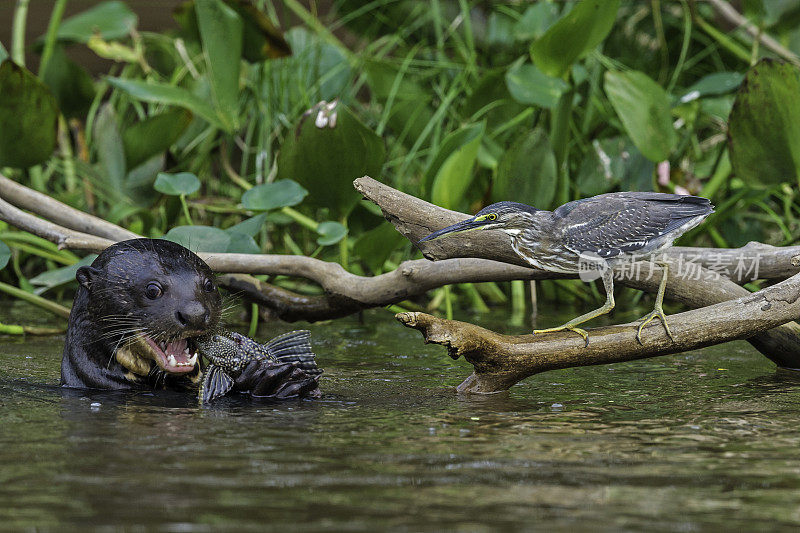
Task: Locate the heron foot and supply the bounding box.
[533,325,590,347]
[635,306,674,345]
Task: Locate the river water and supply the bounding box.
[2,303,800,531]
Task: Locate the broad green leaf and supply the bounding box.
[285,28,350,101]
[576,137,653,196]
[93,104,126,200]
[728,59,800,186]
[122,108,193,169]
[514,2,561,41]
[124,154,164,207]
[0,60,58,168]
[277,103,384,216]
[54,1,137,43]
[423,122,485,197]
[678,72,744,103]
[430,122,485,210]
[227,213,267,236]
[165,225,231,253]
[0,241,10,270]
[505,60,570,109]
[195,0,243,130]
[605,69,677,162]
[154,172,201,196]
[107,77,226,130]
[0,41,7,62]
[493,128,557,208]
[30,255,97,293]
[87,35,141,63]
[241,180,308,211]
[353,222,405,274]
[40,44,95,119]
[226,232,261,254]
[530,0,620,78]
[316,221,348,246]
[463,69,525,131]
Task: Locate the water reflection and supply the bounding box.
[2,307,800,530]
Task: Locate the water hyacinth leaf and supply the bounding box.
[195,0,243,131]
[241,180,308,211]
[54,1,137,43]
[227,213,267,236]
[316,221,348,246]
[225,232,261,254]
[0,60,58,168]
[30,255,97,293]
[353,222,406,274]
[123,108,192,169]
[493,128,557,208]
[0,241,10,270]
[107,77,226,130]
[224,0,291,61]
[678,72,744,103]
[728,59,800,186]
[429,122,485,210]
[165,225,231,253]
[40,44,95,119]
[93,104,127,200]
[125,154,164,207]
[514,2,561,41]
[154,172,201,196]
[605,69,677,162]
[576,137,653,196]
[277,104,384,216]
[505,61,570,109]
[285,28,350,101]
[530,0,620,79]
[423,122,485,198]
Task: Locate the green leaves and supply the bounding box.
[122,108,193,169]
[505,61,570,109]
[154,173,201,196]
[195,0,243,130]
[277,103,384,217]
[54,1,137,43]
[165,226,230,253]
[493,129,557,208]
[107,78,225,130]
[605,69,677,162]
[530,0,620,79]
[0,241,10,270]
[427,122,485,210]
[0,60,58,168]
[316,221,348,246]
[241,180,308,211]
[728,59,800,186]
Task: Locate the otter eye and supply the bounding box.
[203,278,216,292]
[145,282,163,300]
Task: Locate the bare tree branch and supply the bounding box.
[398,268,800,393]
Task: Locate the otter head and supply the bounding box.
[76,238,221,376]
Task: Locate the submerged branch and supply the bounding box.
[398,268,800,393]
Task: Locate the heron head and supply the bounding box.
[418,201,539,243]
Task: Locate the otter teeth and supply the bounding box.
[168,354,177,367]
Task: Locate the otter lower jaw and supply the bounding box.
[120,335,200,375]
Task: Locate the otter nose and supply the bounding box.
[175,302,211,330]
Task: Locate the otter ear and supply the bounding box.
[76,266,101,291]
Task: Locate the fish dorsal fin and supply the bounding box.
[200,364,235,404]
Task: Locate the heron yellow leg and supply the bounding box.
[635,262,675,344]
[534,269,615,347]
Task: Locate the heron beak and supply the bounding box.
[418,217,489,243]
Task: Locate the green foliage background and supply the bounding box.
[0,0,799,323]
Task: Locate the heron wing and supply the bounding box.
[556,193,712,259]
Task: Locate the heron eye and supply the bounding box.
[487,213,497,221]
[145,281,163,300]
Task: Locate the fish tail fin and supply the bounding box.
[264,330,322,376]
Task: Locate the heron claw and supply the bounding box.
[533,325,590,347]
[635,307,675,345]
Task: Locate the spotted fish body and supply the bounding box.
[195,330,322,404]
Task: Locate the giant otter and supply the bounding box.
[62,238,318,398]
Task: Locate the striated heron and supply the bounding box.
[419,192,714,345]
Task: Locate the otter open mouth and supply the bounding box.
[142,337,199,373]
